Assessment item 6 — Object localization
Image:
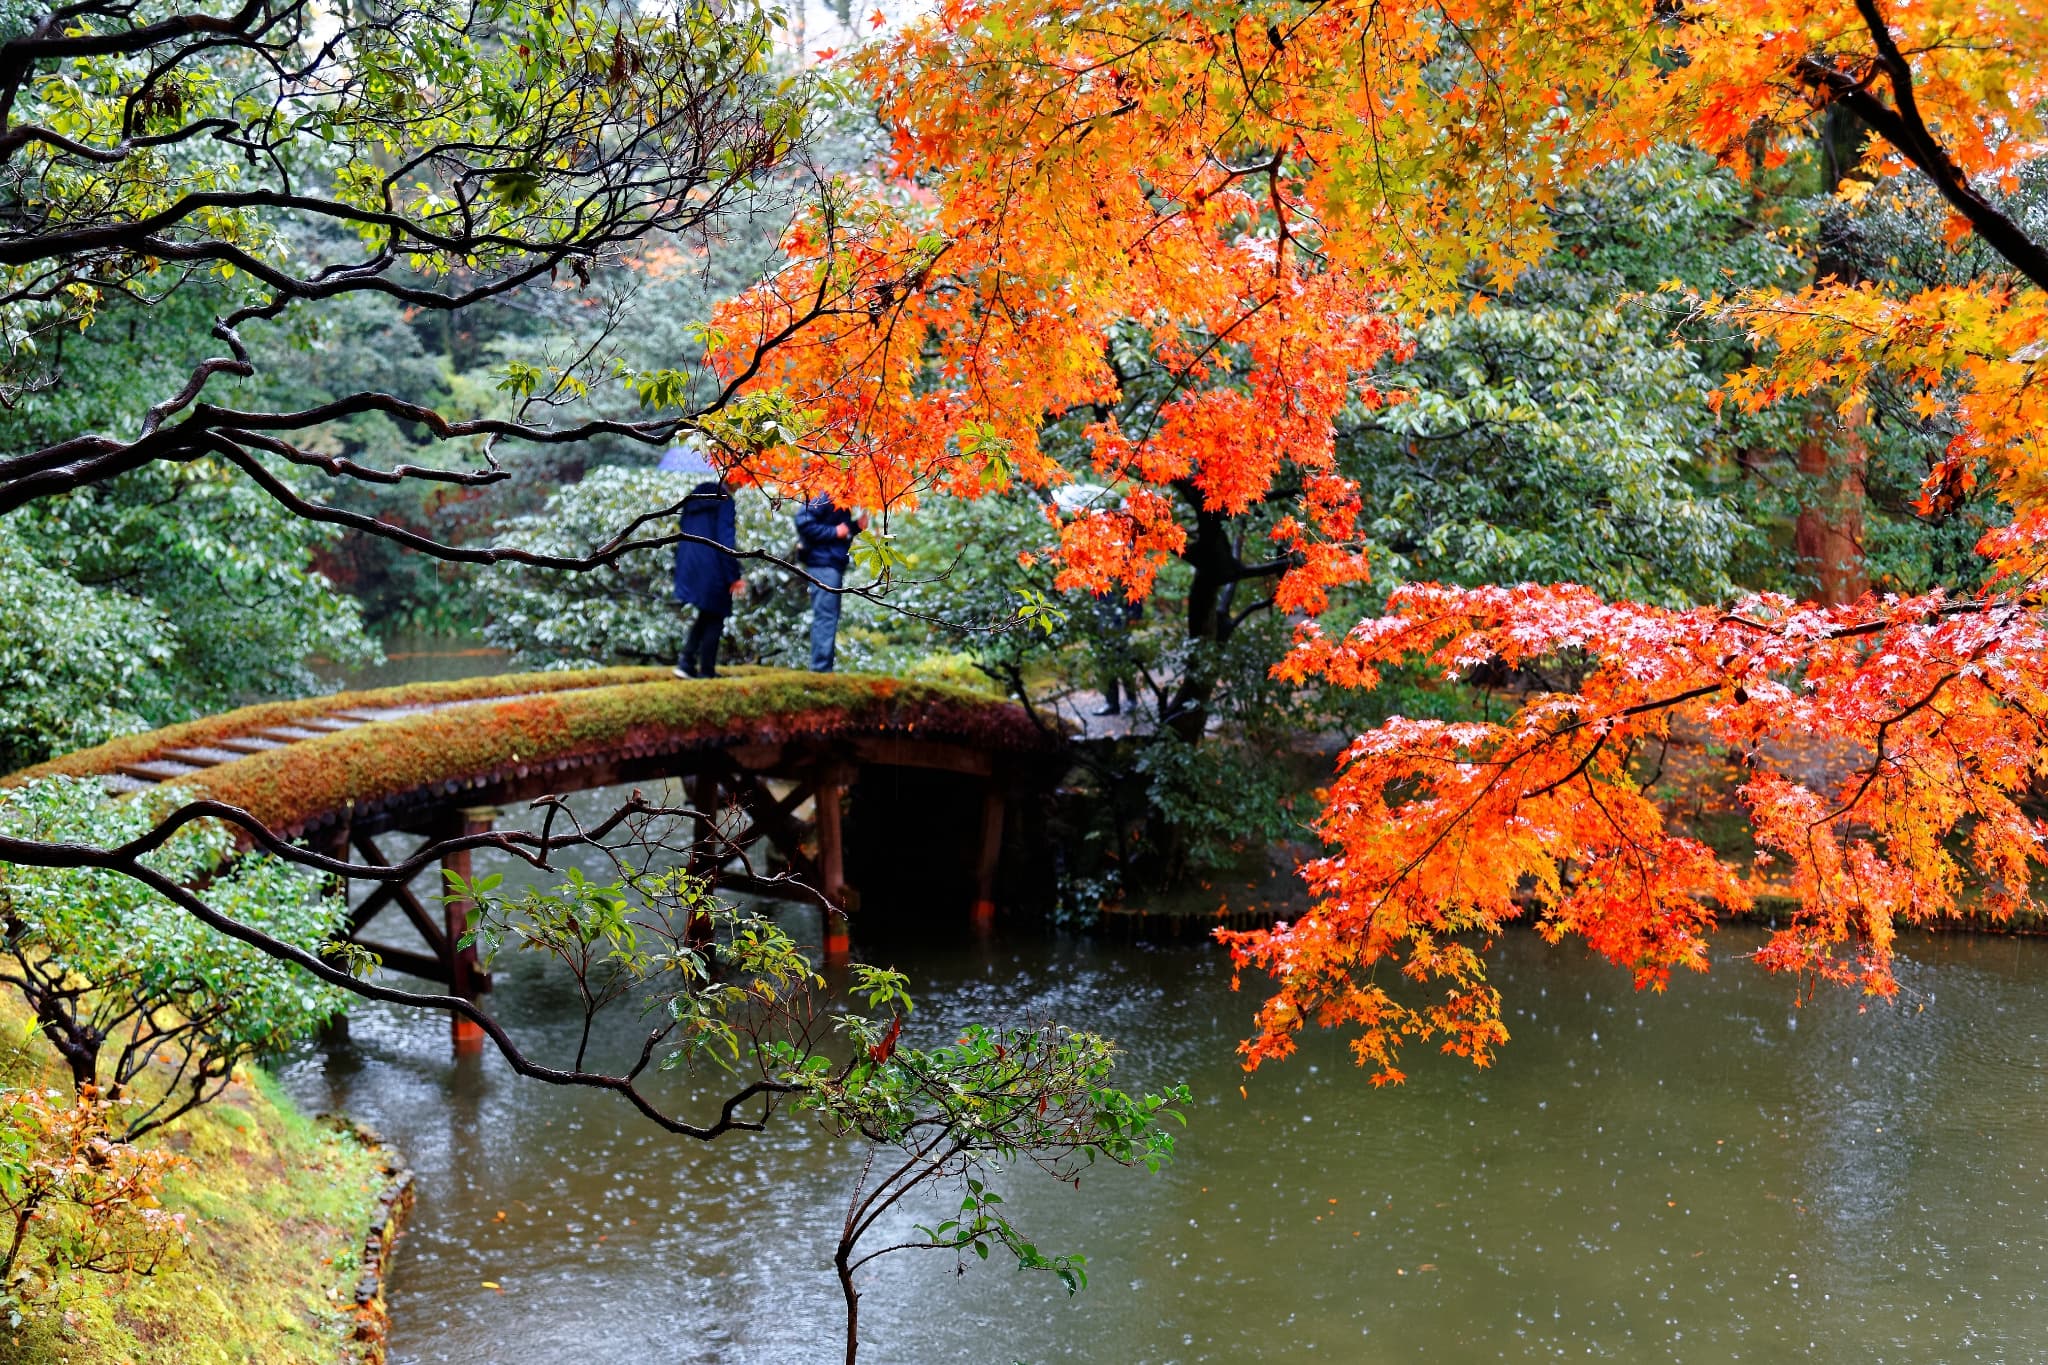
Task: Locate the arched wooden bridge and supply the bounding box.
[8,668,1064,1045]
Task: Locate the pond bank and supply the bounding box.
[1,1010,405,1365]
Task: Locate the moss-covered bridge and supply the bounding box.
[10,669,1063,1043]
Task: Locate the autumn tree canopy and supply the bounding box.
[701,0,2048,1080]
[3,0,2044,1091]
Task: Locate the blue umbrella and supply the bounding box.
[657,443,715,477]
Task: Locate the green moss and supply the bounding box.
[10,668,1057,836]
[5,666,671,785]
[0,1002,388,1365]
[897,653,1005,696]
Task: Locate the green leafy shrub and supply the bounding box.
[0,780,348,1138]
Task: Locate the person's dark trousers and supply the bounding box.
[680,604,728,677]
[808,565,844,671]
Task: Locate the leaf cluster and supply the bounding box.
[0,1085,187,1320]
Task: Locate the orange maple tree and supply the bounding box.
[706,168,1402,615]
[707,0,2048,1080]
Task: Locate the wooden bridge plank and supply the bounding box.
[117,759,200,782]
[255,725,330,742]
[214,735,287,754]
[162,746,245,767]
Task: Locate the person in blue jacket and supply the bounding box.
[673,479,744,679]
[794,494,865,671]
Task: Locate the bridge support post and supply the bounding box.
[441,806,497,1054]
[972,787,1004,936]
[816,771,849,966]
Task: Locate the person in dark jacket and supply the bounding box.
[673,479,744,678]
[793,494,865,671]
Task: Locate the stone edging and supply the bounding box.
[334,1119,416,1365]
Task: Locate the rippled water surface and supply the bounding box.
[280,819,2048,1364]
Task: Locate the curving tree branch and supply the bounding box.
[0,792,825,1142]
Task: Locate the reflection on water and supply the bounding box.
[312,631,510,692]
[280,802,2048,1364]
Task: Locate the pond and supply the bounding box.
[279,795,2048,1365]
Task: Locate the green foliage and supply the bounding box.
[1337,149,1806,605]
[0,274,377,772]
[837,488,1068,677]
[0,780,348,1137]
[0,523,173,774]
[0,463,376,771]
[1347,301,1746,604]
[1132,730,1302,871]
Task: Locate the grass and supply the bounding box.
[0,1003,391,1365]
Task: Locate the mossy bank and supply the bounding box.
[0,1007,398,1365]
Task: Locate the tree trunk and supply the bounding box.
[1794,410,1869,605]
[1793,101,1871,606]
[1164,503,1234,742]
[2,1206,34,1283]
[30,995,98,1095]
[838,1249,861,1365]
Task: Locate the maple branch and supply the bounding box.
[1519,682,1724,802]
[1811,668,1957,828]
[1795,0,2048,292]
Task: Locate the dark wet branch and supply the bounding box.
[1794,0,2048,293]
[0,823,800,1142]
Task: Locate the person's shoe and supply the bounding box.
[1092,702,1121,716]
[672,665,696,680]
